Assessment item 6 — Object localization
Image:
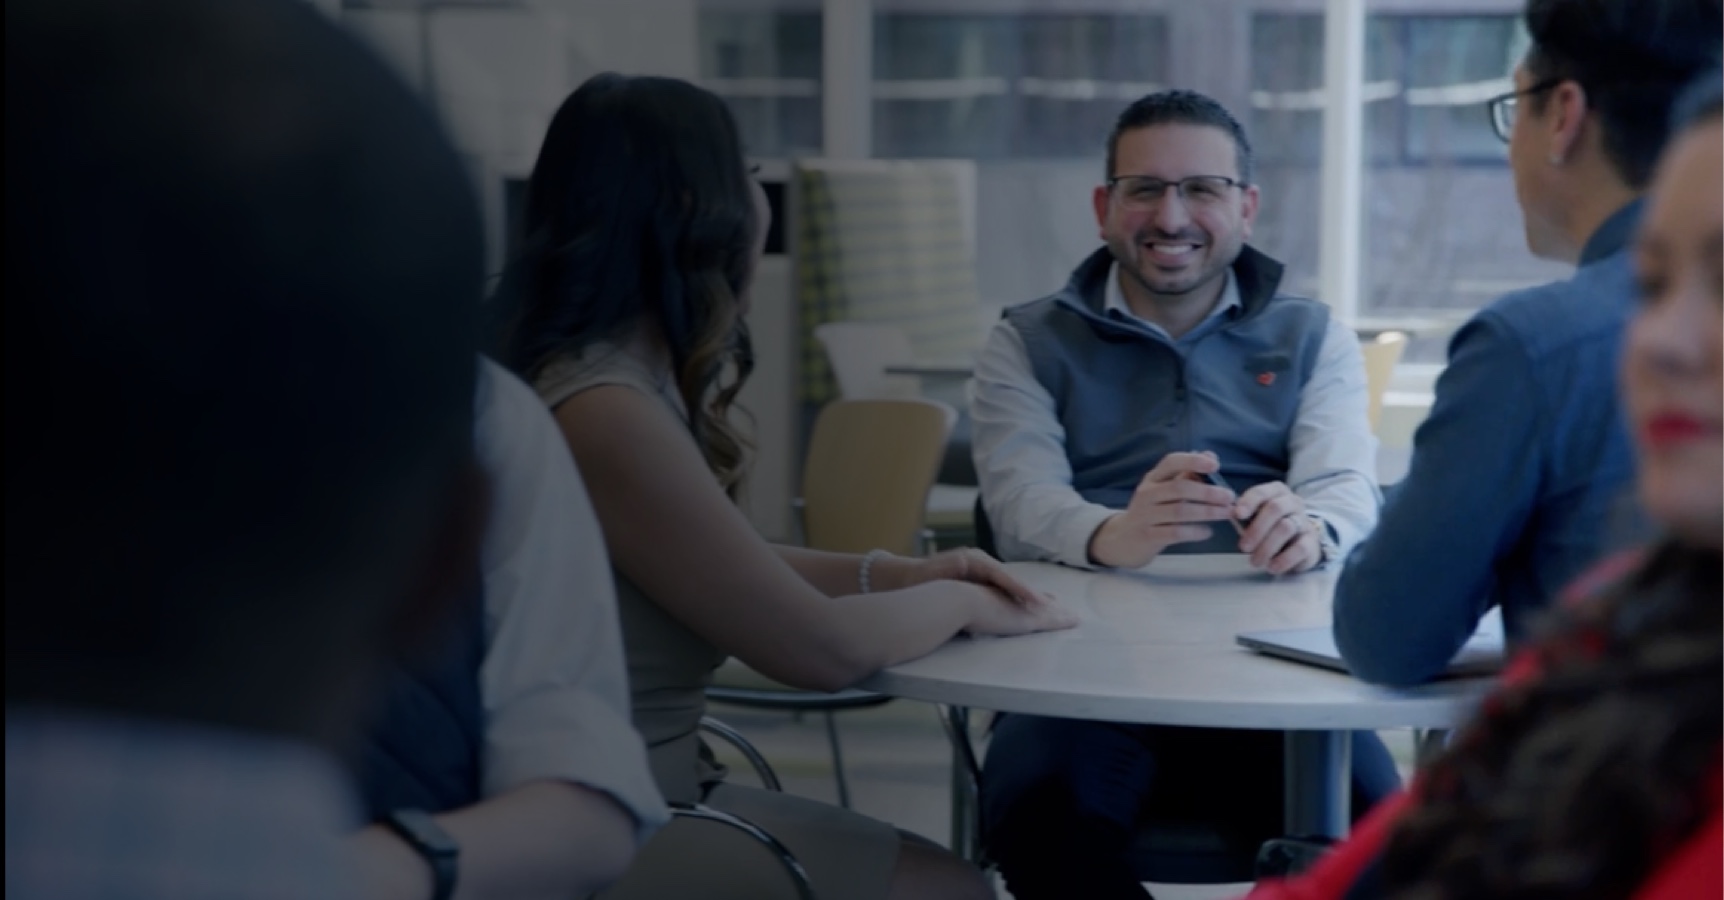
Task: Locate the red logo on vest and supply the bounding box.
[1256,372,1276,387]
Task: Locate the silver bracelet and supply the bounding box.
[858,549,891,594]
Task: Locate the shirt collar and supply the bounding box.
[1104,263,1242,341]
[1579,199,1645,266]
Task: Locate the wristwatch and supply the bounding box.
[384,808,459,900]
[1307,515,1341,569]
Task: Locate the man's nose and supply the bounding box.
[1150,190,1193,232]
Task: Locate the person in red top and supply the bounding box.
[1247,65,1723,900]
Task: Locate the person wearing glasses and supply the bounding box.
[970,90,1398,900]
[1249,68,1722,900]
[1331,0,1721,689]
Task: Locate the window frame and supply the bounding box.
[869,9,1175,159]
[1248,8,1528,170]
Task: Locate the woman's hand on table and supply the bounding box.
[955,581,1078,636]
[876,547,1077,636]
[881,547,1050,606]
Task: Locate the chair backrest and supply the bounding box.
[1361,331,1408,433]
[814,321,922,400]
[801,399,956,556]
[791,159,988,407]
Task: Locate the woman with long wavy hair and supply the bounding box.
[1248,73,1723,900]
[493,73,1074,900]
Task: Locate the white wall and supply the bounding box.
[344,1,702,230]
[551,0,700,82]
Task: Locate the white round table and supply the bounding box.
[857,556,1494,853]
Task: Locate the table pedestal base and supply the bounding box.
[1284,730,1352,838]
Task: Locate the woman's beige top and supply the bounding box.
[535,343,728,804]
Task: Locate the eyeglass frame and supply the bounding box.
[1486,77,1564,144]
[1104,174,1249,211]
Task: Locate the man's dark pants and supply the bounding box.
[980,715,1402,900]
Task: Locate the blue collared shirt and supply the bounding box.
[1333,201,1648,686]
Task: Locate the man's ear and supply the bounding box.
[1240,184,1262,239]
[1547,80,1590,164]
[1093,184,1111,239]
[388,459,492,659]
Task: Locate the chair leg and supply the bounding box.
[824,710,851,809]
[669,803,818,900]
[1415,728,1450,766]
[698,716,783,792]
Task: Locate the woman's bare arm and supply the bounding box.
[555,386,1071,691]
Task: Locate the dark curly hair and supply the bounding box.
[1375,538,1722,899]
[491,73,758,496]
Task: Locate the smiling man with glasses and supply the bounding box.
[970,89,1399,900]
[973,91,1380,575]
[1333,0,1721,690]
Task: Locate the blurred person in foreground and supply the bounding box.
[5,0,486,897]
[1333,0,1721,686]
[3,4,669,899]
[1249,70,1723,900]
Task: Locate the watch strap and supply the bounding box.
[384,808,459,900]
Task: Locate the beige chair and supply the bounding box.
[1362,330,1408,434]
[790,159,983,410]
[708,399,956,807]
[815,320,979,546]
[799,397,956,555]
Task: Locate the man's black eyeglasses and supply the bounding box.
[1105,174,1246,211]
[1486,77,1563,143]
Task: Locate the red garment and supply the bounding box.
[1246,790,1721,899]
[1247,552,1723,899]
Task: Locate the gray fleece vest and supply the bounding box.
[1004,245,1330,554]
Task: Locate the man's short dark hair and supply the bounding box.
[5,0,483,737]
[1105,89,1255,185]
[1524,0,1722,188]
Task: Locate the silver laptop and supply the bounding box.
[1236,619,1505,680]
